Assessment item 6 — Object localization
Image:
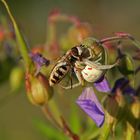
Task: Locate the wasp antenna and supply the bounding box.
[117,48,124,59]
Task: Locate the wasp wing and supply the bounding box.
[59,67,79,89]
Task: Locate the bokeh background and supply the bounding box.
[0,0,140,140]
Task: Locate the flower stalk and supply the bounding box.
[42,105,80,140]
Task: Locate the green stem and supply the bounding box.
[1,0,32,70]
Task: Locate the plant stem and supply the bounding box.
[41,105,62,130]
[100,36,140,49]
[42,105,80,140]
[46,21,56,45]
[60,116,80,140]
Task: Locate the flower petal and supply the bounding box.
[76,87,105,127]
[30,52,50,67]
[112,77,136,96]
[124,86,136,96]
[94,77,111,93]
[111,78,127,93]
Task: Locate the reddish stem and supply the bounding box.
[60,116,80,140]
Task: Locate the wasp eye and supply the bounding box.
[80,44,85,48]
[71,47,79,57]
[81,48,90,58]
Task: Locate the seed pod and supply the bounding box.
[25,72,53,106]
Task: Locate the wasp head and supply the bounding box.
[71,46,82,61]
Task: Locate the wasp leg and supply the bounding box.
[60,68,84,89]
[75,61,85,69]
[94,53,102,63]
[83,59,119,70]
[69,66,73,89]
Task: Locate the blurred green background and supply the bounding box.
[2,0,140,46]
[0,0,140,140]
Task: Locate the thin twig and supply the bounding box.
[60,116,80,140]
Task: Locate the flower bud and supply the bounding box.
[9,67,24,91]
[0,29,5,41]
[25,72,53,106]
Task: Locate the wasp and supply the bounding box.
[49,45,85,87]
[49,32,140,89]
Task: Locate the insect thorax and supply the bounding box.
[81,38,107,64]
[88,44,106,65]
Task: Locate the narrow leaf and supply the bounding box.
[1,0,32,69]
